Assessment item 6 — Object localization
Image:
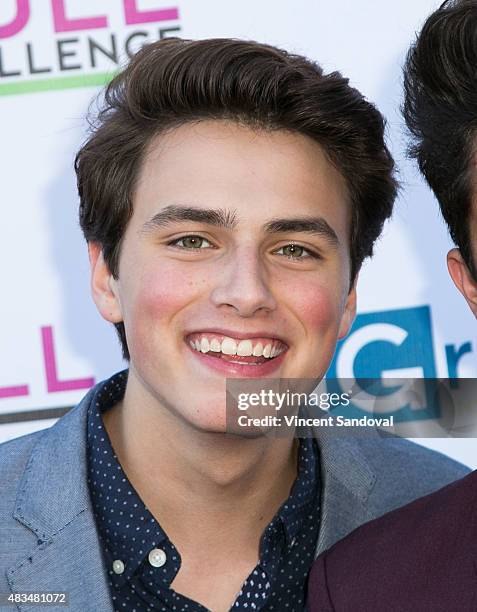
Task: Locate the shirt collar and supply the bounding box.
[86,371,169,586]
[278,436,319,545]
[86,370,320,583]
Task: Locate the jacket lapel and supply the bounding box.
[6,383,378,605]
[6,389,113,612]
[313,425,377,556]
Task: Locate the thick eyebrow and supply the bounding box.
[142,205,238,232]
[142,205,339,246]
[263,217,339,246]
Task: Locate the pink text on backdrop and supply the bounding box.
[0,0,179,39]
[0,325,95,399]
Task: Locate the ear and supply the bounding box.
[338,279,357,340]
[447,248,477,317]
[88,243,123,323]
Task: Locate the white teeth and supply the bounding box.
[190,335,285,359]
[253,342,264,357]
[210,338,221,352]
[221,337,237,355]
[237,340,253,356]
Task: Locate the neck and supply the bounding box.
[103,374,298,550]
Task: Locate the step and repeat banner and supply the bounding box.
[1,1,476,465]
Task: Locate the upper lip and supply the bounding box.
[185,328,289,346]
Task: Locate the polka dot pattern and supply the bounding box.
[86,371,321,611]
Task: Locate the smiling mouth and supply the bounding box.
[186,333,288,365]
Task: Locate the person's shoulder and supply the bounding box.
[0,397,88,490]
[0,428,55,502]
[0,372,123,489]
[357,436,469,504]
[340,469,476,568]
[358,434,469,476]
[309,471,477,611]
[0,428,46,476]
[334,468,476,552]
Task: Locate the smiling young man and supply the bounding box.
[308,2,477,609]
[0,38,469,611]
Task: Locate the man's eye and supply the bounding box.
[169,235,212,249]
[276,244,317,259]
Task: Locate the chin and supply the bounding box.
[178,404,227,434]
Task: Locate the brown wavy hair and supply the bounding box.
[76,38,397,359]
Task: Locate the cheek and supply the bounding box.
[285,278,344,333]
[285,279,346,378]
[122,265,207,348]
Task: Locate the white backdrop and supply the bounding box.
[1,0,475,466]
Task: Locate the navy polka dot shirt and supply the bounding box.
[86,371,321,611]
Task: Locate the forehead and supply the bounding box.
[133,120,351,236]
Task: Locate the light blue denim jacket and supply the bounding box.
[0,379,469,611]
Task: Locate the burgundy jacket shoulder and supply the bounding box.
[308,470,477,612]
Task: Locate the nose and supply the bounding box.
[210,248,277,317]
